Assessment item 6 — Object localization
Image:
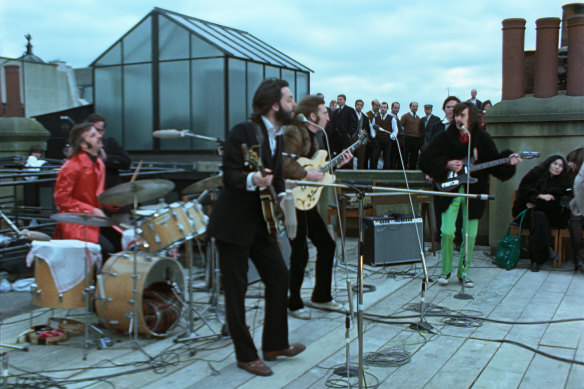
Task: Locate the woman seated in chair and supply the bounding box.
[512,155,571,272]
[567,148,584,272]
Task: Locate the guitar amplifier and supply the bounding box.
[363,216,423,266]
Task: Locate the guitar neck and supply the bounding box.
[320,138,362,172]
[469,156,511,172]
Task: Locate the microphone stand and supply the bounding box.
[285,179,492,389]
[454,125,473,301]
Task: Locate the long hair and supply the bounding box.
[250,78,289,122]
[442,96,460,110]
[294,95,325,124]
[532,154,570,187]
[68,122,94,157]
[453,101,480,130]
[567,147,584,179]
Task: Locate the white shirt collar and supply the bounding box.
[261,116,282,136]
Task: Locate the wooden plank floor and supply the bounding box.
[1,240,583,388]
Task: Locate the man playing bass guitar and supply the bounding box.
[282,95,353,320]
[206,78,305,377]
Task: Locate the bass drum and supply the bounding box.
[95,252,184,337]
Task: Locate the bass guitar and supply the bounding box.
[292,132,369,210]
[242,144,283,235]
[437,151,540,191]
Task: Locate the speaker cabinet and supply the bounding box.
[363,216,423,266]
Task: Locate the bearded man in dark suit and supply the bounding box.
[206,78,305,377]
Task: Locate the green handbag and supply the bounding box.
[495,209,528,270]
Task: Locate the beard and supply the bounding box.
[275,102,294,126]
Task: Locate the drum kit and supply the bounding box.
[28,174,223,357]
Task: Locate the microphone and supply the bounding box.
[152,129,187,139]
[282,189,297,240]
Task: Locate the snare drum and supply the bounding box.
[140,202,193,252]
[184,200,208,237]
[95,252,184,337]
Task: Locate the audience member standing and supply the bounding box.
[419,104,440,157]
[467,89,482,111]
[370,102,396,169]
[331,94,357,157]
[401,102,421,169]
[353,99,371,169]
[388,102,404,169]
[365,99,381,169]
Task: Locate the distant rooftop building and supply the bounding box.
[91,7,312,152]
[19,34,44,63]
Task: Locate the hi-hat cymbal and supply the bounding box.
[51,213,113,227]
[182,174,223,195]
[98,179,175,206]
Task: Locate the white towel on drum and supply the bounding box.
[26,240,101,293]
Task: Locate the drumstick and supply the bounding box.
[130,160,143,182]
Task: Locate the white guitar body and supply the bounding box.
[292,150,334,210]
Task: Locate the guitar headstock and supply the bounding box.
[518,152,540,160]
[357,130,369,146]
[241,143,263,173]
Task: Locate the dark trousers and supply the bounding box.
[569,214,583,262]
[527,210,553,264]
[390,135,405,169]
[370,137,391,169]
[216,228,289,362]
[288,208,336,311]
[404,136,422,169]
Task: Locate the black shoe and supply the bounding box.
[547,247,559,262]
[530,262,540,272]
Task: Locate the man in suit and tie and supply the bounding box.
[365,100,381,169]
[353,99,371,169]
[401,102,422,169]
[467,89,482,111]
[206,78,305,377]
[331,94,358,159]
[418,104,441,161]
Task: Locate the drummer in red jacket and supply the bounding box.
[53,122,115,257]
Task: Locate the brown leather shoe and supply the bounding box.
[237,359,273,376]
[263,343,306,361]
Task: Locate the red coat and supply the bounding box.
[53,152,105,243]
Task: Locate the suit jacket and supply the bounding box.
[467,98,483,111]
[102,137,132,189]
[206,120,285,247]
[419,114,441,147]
[355,111,370,140]
[332,105,358,151]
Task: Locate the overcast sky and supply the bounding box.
[0,0,570,116]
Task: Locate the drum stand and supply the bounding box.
[174,237,221,344]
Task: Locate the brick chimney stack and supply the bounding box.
[502,18,526,100]
[4,66,23,117]
[534,17,561,98]
[567,15,584,96]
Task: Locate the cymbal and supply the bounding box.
[51,213,113,227]
[182,174,223,195]
[98,179,175,206]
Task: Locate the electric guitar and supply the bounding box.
[292,132,369,210]
[242,144,283,235]
[437,151,540,191]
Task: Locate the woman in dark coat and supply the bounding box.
[512,155,571,271]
